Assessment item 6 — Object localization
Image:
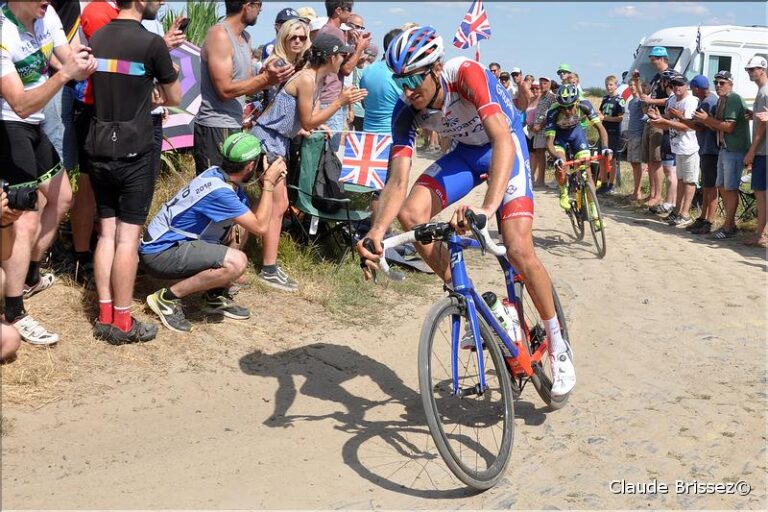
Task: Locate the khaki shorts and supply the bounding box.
[675,152,700,183]
[533,130,548,150]
[627,135,643,163]
[641,123,663,163]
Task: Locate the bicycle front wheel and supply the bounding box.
[418,296,515,490]
[514,281,573,410]
[583,180,607,258]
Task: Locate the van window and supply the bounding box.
[684,53,704,80]
[628,46,684,84]
[707,54,732,82]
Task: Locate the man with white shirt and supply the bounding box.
[648,72,700,227]
[0,1,96,345]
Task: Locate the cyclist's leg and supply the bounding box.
[553,141,571,210]
[400,146,483,282]
[500,169,575,395]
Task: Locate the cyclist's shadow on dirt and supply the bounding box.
[240,343,548,499]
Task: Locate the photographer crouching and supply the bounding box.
[139,133,287,333]
[1,185,25,363]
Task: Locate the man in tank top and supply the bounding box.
[193,0,293,175]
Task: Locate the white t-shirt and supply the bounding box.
[0,5,68,124]
[666,92,699,155]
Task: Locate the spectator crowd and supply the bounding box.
[1,1,766,362]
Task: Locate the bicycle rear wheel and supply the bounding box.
[583,180,607,258]
[418,296,515,490]
[513,282,572,410]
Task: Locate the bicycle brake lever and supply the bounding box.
[465,210,488,255]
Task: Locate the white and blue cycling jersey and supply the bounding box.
[390,57,534,220]
[139,167,250,255]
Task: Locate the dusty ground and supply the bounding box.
[2,154,767,509]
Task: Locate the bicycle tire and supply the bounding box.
[513,282,572,410]
[418,296,515,490]
[583,180,607,258]
[567,177,585,240]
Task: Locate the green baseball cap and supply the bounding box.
[557,63,573,73]
[220,133,262,163]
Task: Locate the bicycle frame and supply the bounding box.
[445,233,546,396]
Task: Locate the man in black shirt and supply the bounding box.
[639,46,670,210]
[87,0,180,344]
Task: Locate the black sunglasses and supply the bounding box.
[714,80,730,86]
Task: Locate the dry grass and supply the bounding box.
[1,153,436,409]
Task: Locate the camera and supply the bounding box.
[0,179,38,211]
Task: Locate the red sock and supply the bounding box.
[113,307,132,332]
[99,300,113,324]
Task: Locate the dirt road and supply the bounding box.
[2,155,766,509]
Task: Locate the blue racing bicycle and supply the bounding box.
[369,211,573,490]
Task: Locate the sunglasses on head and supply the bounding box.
[392,70,430,90]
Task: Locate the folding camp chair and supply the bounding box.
[715,179,758,222]
[287,132,373,266]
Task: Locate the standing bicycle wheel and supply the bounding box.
[513,281,573,410]
[583,179,607,258]
[418,296,515,490]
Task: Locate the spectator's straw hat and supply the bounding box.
[296,6,317,21]
[309,16,327,32]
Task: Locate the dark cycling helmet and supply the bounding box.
[556,84,580,106]
[661,69,677,81]
[385,25,444,75]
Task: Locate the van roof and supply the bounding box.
[642,25,768,48]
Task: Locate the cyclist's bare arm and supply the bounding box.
[546,135,561,160]
[595,121,610,149]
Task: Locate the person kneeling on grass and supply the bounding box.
[139,133,287,333]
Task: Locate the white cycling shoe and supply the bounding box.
[550,350,576,397]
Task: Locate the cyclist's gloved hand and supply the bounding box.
[601,148,613,158]
[553,158,565,170]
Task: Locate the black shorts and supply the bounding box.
[193,123,240,175]
[700,154,718,188]
[606,131,623,155]
[352,116,364,132]
[90,152,155,225]
[73,101,94,175]
[0,120,62,186]
[139,240,228,280]
[661,130,674,163]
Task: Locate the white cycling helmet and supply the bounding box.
[385,26,444,75]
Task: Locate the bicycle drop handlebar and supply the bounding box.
[363,210,506,281]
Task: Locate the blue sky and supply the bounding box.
[169,1,764,88]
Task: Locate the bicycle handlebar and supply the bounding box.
[368,211,506,281]
[561,153,608,167]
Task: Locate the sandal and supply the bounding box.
[744,236,768,248]
[712,228,737,240]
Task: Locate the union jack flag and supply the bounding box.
[339,132,391,190]
[453,0,491,50]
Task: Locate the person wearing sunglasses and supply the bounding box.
[693,70,752,240]
[259,8,310,62]
[357,26,576,397]
[251,32,367,292]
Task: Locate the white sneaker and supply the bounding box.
[460,324,475,350]
[22,272,56,299]
[13,315,59,345]
[550,350,576,396]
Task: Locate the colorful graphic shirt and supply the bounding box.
[391,57,525,158]
[599,93,625,135]
[0,4,68,124]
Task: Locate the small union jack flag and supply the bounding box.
[339,132,391,190]
[453,0,492,50]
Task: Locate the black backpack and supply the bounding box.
[312,139,345,213]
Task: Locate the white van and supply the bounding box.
[620,25,768,103]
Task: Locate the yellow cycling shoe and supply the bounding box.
[559,186,571,211]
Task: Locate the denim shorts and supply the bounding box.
[41,87,64,161]
[320,102,346,153]
[752,155,767,192]
[716,148,746,190]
